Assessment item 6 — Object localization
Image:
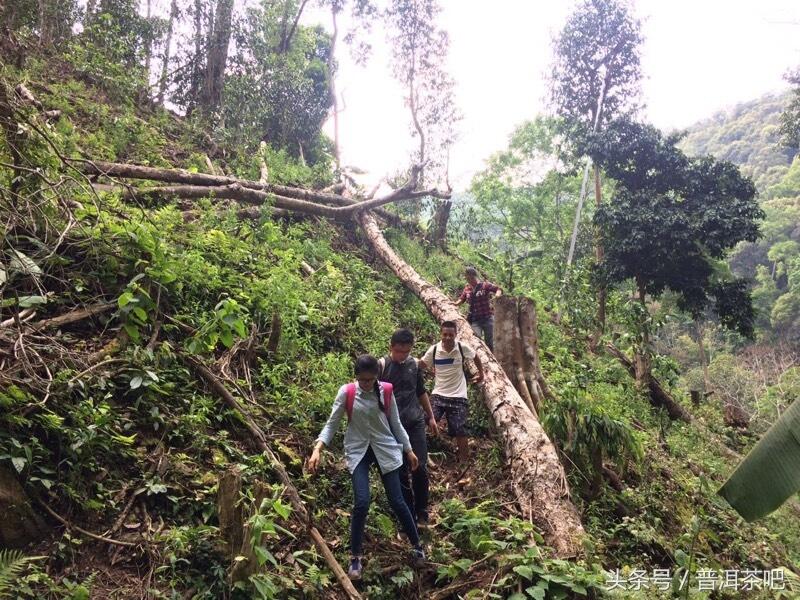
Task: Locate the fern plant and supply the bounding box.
[0,550,44,597]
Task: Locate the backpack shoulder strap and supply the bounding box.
[344,382,357,421]
[379,381,394,419]
[458,341,465,362]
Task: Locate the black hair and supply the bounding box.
[354,354,384,411]
[390,328,414,346]
[354,354,380,376]
[464,266,478,277]
[441,320,457,331]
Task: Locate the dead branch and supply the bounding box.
[39,501,139,547]
[27,302,114,331]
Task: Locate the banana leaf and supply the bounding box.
[718,398,800,521]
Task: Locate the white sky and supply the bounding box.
[304,0,800,190]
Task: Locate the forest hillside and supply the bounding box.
[1,1,800,599]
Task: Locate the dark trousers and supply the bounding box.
[399,419,429,522]
[351,447,419,556]
[470,316,494,351]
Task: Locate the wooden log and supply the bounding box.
[357,212,584,558]
[27,302,114,331]
[80,160,417,226]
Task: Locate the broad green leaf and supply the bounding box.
[130,376,143,389]
[12,456,26,472]
[718,398,800,521]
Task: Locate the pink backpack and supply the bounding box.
[344,381,394,421]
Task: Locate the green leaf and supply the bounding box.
[718,397,800,521]
[525,582,548,600]
[513,565,534,580]
[17,295,48,308]
[129,376,143,389]
[117,292,135,308]
[272,499,292,520]
[11,457,26,473]
[220,329,234,348]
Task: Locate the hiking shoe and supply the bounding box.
[348,557,363,581]
[411,546,426,567]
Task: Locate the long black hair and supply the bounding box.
[354,354,384,411]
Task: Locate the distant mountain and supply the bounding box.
[679,93,797,192]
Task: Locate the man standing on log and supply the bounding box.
[379,329,438,528]
[454,266,502,351]
[420,321,484,463]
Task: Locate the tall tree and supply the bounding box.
[385,0,458,247]
[200,0,234,116]
[587,117,763,388]
[551,0,642,336]
[156,0,179,106]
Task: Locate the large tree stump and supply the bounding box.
[0,466,48,548]
[494,296,538,415]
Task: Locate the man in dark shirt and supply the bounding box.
[379,328,438,526]
[454,266,502,351]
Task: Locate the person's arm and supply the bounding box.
[488,282,502,298]
[307,387,347,473]
[418,344,435,372]
[419,392,438,436]
[454,286,468,306]
[471,354,485,384]
[415,365,438,435]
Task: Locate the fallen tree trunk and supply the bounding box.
[82,160,413,227]
[357,212,584,557]
[93,181,432,219]
[186,356,361,600]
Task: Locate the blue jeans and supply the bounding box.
[351,447,420,556]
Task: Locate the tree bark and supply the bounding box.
[430,199,452,249]
[328,4,341,172]
[80,160,417,227]
[518,296,555,403]
[593,164,606,339]
[494,296,537,415]
[357,212,584,557]
[200,0,233,114]
[157,0,178,106]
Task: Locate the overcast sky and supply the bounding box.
[303,0,800,190]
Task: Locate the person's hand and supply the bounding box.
[406,450,419,471]
[307,447,322,474]
[427,416,439,437]
[471,372,484,385]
